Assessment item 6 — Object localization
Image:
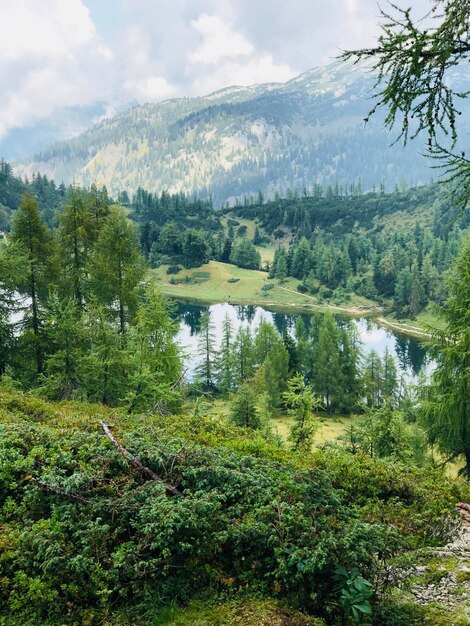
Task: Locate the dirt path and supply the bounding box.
[376,316,431,339]
[277,286,383,315]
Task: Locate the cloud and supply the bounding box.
[189,14,254,64]
[187,13,296,93]
[0,0,111,139]
[124,75,177,101]
[0,0,436,142]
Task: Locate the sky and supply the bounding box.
[0,0,432,141]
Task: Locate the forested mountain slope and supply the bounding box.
[16,60,469,207]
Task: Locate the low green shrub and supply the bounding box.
[227,277,240,283]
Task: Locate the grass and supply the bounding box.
[152,261,379,316]
[208,398,359,448]
[272,413,360,446]
[147,597,321,626]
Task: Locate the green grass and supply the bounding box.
[208,398,359,448]
[147,597,321,626]
[153,261,379,316]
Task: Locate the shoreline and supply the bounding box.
[161,288,431,341]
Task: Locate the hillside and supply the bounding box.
[1,386,469,625]
[15,59,465,207]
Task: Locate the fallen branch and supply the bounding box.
[99,420,181,496]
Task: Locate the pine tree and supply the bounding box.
[284,375,320,452]
[421,234,470,478]
[216,314,235,395]
[196,309,217,390]
[230,382,260,429]
[91,206,145,335]
[10,193,56,375]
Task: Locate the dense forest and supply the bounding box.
[227,185,470,317]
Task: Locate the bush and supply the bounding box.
[227,277,240,283]
[261,283,274,291]
[191,271,210,279]
[297,284,308,293]
[167,265,182,275]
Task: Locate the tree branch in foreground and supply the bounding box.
[99,420,181,496]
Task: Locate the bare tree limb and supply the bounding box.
[99,420,181,496]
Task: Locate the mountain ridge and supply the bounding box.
[14,59,456,207]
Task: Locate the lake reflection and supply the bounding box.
[172,302,430,379]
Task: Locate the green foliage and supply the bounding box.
[421,233,470,478]
[284,375,320,452]
[343,1,470,208]
[229,237,261,270]
[0,390,468,624]
[230,382,260,429]
[334,566,373,623]
[91,205,145,334]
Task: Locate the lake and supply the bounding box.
[172,302,431,380]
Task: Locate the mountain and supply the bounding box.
[0,103,130,162]
[14,60,469,207]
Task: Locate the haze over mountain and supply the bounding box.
[15,59,466,206]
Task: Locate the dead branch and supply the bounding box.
[99,420,181,496]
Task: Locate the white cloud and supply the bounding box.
[124,75,177,101]
[189,14,254,64]
[0,0,111,138]
[0,0,437,145]
[187,14,296,94]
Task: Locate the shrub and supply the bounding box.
[167,265,182,275]
[191,271,210,279]
[227,277,240,283]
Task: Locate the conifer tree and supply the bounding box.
[126,282,182,413]
[10,193,56,375]
[263,341,289,409]
[91,206,145,335]
[312,314,342,412]
[421,234,470,478]
[230,382,260,429]
[57,187,95,307]
[284,375,320,452]
[196,309,217,390]
[363,350,384,409]
[232,326,255,386]
[216,314,235,395]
